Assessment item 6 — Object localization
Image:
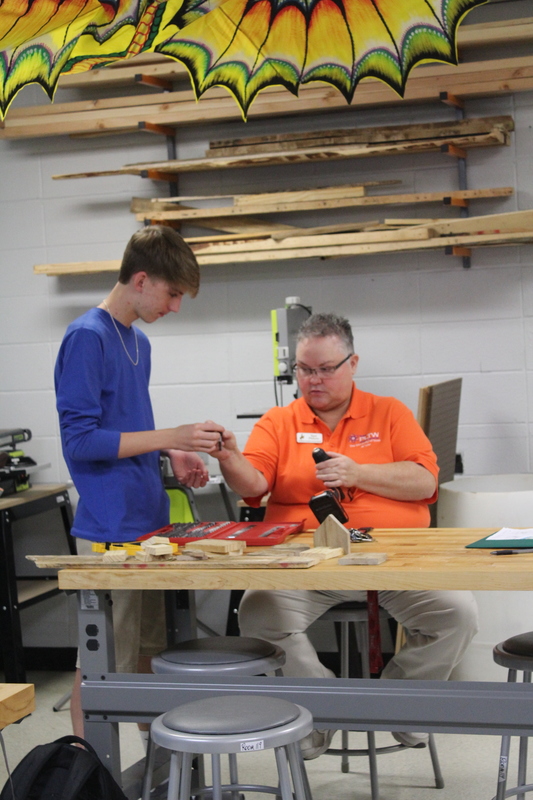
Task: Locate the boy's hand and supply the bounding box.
[172,420,225,453]
[167,451,209,488]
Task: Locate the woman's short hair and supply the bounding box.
[119,226,200,297]
[297,313,354,353]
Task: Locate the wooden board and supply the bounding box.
[207,116,514,157]
[135,187,514,222]
[33,229,533,275]
[0,684,35,730]
[2,57,531,140]
[27,553,326,569]
[54,129,509,180]
[417,379,462,486]
[313,516,351,554]
[2,56,532,140]
[131,181,400,210]
[427,209,533,235]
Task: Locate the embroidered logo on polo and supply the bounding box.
[348,432,381,447]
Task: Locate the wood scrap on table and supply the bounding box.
[313,516,351,554]
[26,550,343,569]
[183,539,245,555]
[339,553,388,565]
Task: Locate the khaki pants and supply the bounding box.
[238,589,479,681]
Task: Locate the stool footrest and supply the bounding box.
[195,783,288,796]
[327,744,407,758]
[491,783,533,799]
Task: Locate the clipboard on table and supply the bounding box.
[466,528,533,549]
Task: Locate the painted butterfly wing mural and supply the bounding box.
[0,0,487,118]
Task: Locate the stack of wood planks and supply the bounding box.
[0,14,532,139]
[30,113,530,273]
[33,210,533,275]
[53,115,513,182]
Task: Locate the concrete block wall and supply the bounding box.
[1,0,532,660]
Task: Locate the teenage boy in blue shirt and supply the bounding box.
[55,225,225,735]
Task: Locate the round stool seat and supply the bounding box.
[152,637,285,675]
[494,632,533,671]
[151,694,313,754]
[163,695,299,735]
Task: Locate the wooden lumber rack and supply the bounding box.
[1,52,532,139]
[33,210,533,275]
[53,116,513,181]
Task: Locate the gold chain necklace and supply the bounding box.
[102,300,139,366]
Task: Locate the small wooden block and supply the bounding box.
[271,544,310,553]
[142,543,174,556]
[0,684,35,730]
[102,550,128,563]
[143,536,171,544]
[305,547,345,561]
[184,539,245,555]
[134,551,158,562]
[338,553,388,566]
[313,515,350,554]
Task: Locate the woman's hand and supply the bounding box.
[315,451,358,489]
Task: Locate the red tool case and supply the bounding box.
[140,520,304,546]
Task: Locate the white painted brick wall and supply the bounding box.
[1,0,531,661]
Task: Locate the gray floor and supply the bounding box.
[0,669,520,799]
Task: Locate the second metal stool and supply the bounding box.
[151,636,286,677]
[144,694,313,800]
[492,631,533,800]
[143,637,286,799]
[320,600,444,800]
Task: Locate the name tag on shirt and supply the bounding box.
[296,432,323,444]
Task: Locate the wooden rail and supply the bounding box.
[1,55,532,139]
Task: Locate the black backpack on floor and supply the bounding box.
[0,735,128,800]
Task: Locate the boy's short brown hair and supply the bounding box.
[119,226,200,297]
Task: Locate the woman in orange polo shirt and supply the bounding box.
[213,312,478,760]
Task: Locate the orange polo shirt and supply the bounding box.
[242,385,439,530]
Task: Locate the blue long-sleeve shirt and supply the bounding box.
[55,308,169,542]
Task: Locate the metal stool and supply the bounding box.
[144,694,314,800]
[143,637,286,799]
[320,600,444,800]
[492,632,533,800]
[151,636,286,677]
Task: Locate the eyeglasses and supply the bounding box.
[293,353,353,379]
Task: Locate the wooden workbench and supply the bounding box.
[58,528,533,592]
[58,527,533,789]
